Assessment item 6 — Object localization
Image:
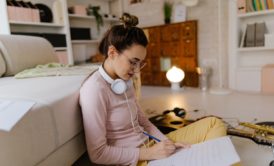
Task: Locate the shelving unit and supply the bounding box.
[228,2,274,92]
[9,21,64,27]
[67,0,122,64]
[0,0,74,65]
[238,9,274,18]
[238,47,274,52]
[71,40,100,44]
[0,0,122,65]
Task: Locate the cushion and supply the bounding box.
[0,35,58,76]
[0,51,6,77]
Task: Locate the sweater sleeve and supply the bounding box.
[79,79,139,165]
[136,102,168,141]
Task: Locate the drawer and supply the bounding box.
[160,24,181,42]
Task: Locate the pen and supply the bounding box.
[143,131,161,142]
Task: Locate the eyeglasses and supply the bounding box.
[125,56,146,73]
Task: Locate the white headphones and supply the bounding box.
[99,65,131,95]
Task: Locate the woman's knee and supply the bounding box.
[200,117,226,129]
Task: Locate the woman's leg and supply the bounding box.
[137,117,226,166]
[166,117,241,165]
[166,117,227,144]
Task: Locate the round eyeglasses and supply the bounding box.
[126,57,146,73]
[129,60,146,73]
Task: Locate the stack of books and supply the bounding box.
[237,0,274,14]
[240,22,267,48]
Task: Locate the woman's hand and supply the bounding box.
[174,141,191,149]
[139,139,176,161]
[139,140,192,161]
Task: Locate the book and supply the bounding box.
[245,23,256,47]
[148,136,240,166]
[267,0,274,9]
[255,22,266,47]
[260,0,266,10]
[240,24,247,48]
[257,0,263,10]
[247,0,255,12]
[252,0,258,11]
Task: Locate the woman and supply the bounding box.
[79,13,227,166]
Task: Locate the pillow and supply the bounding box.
[0,50,6,77]
[0,35,58,76]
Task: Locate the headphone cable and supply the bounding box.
[124,92,148,148]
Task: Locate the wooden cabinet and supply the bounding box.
[142,20,198,87]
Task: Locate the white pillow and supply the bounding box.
[0,51,6,77]
[0,35,58,76]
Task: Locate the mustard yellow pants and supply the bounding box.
[137,117,241,166]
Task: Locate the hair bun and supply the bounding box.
[120,13,139,28]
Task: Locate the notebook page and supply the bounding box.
[148,136,240,166]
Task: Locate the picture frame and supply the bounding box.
[173,3,186,23]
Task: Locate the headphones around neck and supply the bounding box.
[98,65,131,95]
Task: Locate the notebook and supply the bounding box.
[148,136,240,166]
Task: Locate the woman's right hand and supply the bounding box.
[150,139,177,159]
[139,139,176,161]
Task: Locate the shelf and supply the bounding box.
[71,40,100,44]
[101,0,115,1]
[238,9,274,18]
[104,17,119,22]
[238,47,274,52]
[54,47,67,51]
[9,21,64,27]
[69,14,119,22]
[69,14,95,20]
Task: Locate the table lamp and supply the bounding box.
[166,66,185,90]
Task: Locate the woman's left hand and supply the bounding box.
[174,141,191,149]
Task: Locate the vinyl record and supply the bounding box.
[35,3,53,23]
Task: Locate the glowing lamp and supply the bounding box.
[166,66,185,90]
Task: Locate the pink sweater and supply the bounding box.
[79,71,167,166]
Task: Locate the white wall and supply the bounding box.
[123,0,229,88]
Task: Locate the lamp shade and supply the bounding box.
[166,66,185,83]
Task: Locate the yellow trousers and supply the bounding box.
[137,117,241,166]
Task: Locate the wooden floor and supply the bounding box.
[139,86,274,166]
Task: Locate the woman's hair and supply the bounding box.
[99,13,148,57]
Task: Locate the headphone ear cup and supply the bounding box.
[111,79,127,95]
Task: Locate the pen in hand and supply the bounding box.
[143,131,161,142]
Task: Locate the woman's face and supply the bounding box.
[113,44,147,80]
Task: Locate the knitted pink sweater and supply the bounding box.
[79,71,167,166]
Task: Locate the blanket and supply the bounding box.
[15,63,100,79]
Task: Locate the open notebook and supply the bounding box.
[148,136,240,166]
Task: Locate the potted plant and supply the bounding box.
[87,5,103,32]
[163,1,172,24]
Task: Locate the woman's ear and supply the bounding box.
[108,45,119,59]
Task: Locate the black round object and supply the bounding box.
[173,107,186,117]
[270,160,274,166]
[35,3,53,23]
